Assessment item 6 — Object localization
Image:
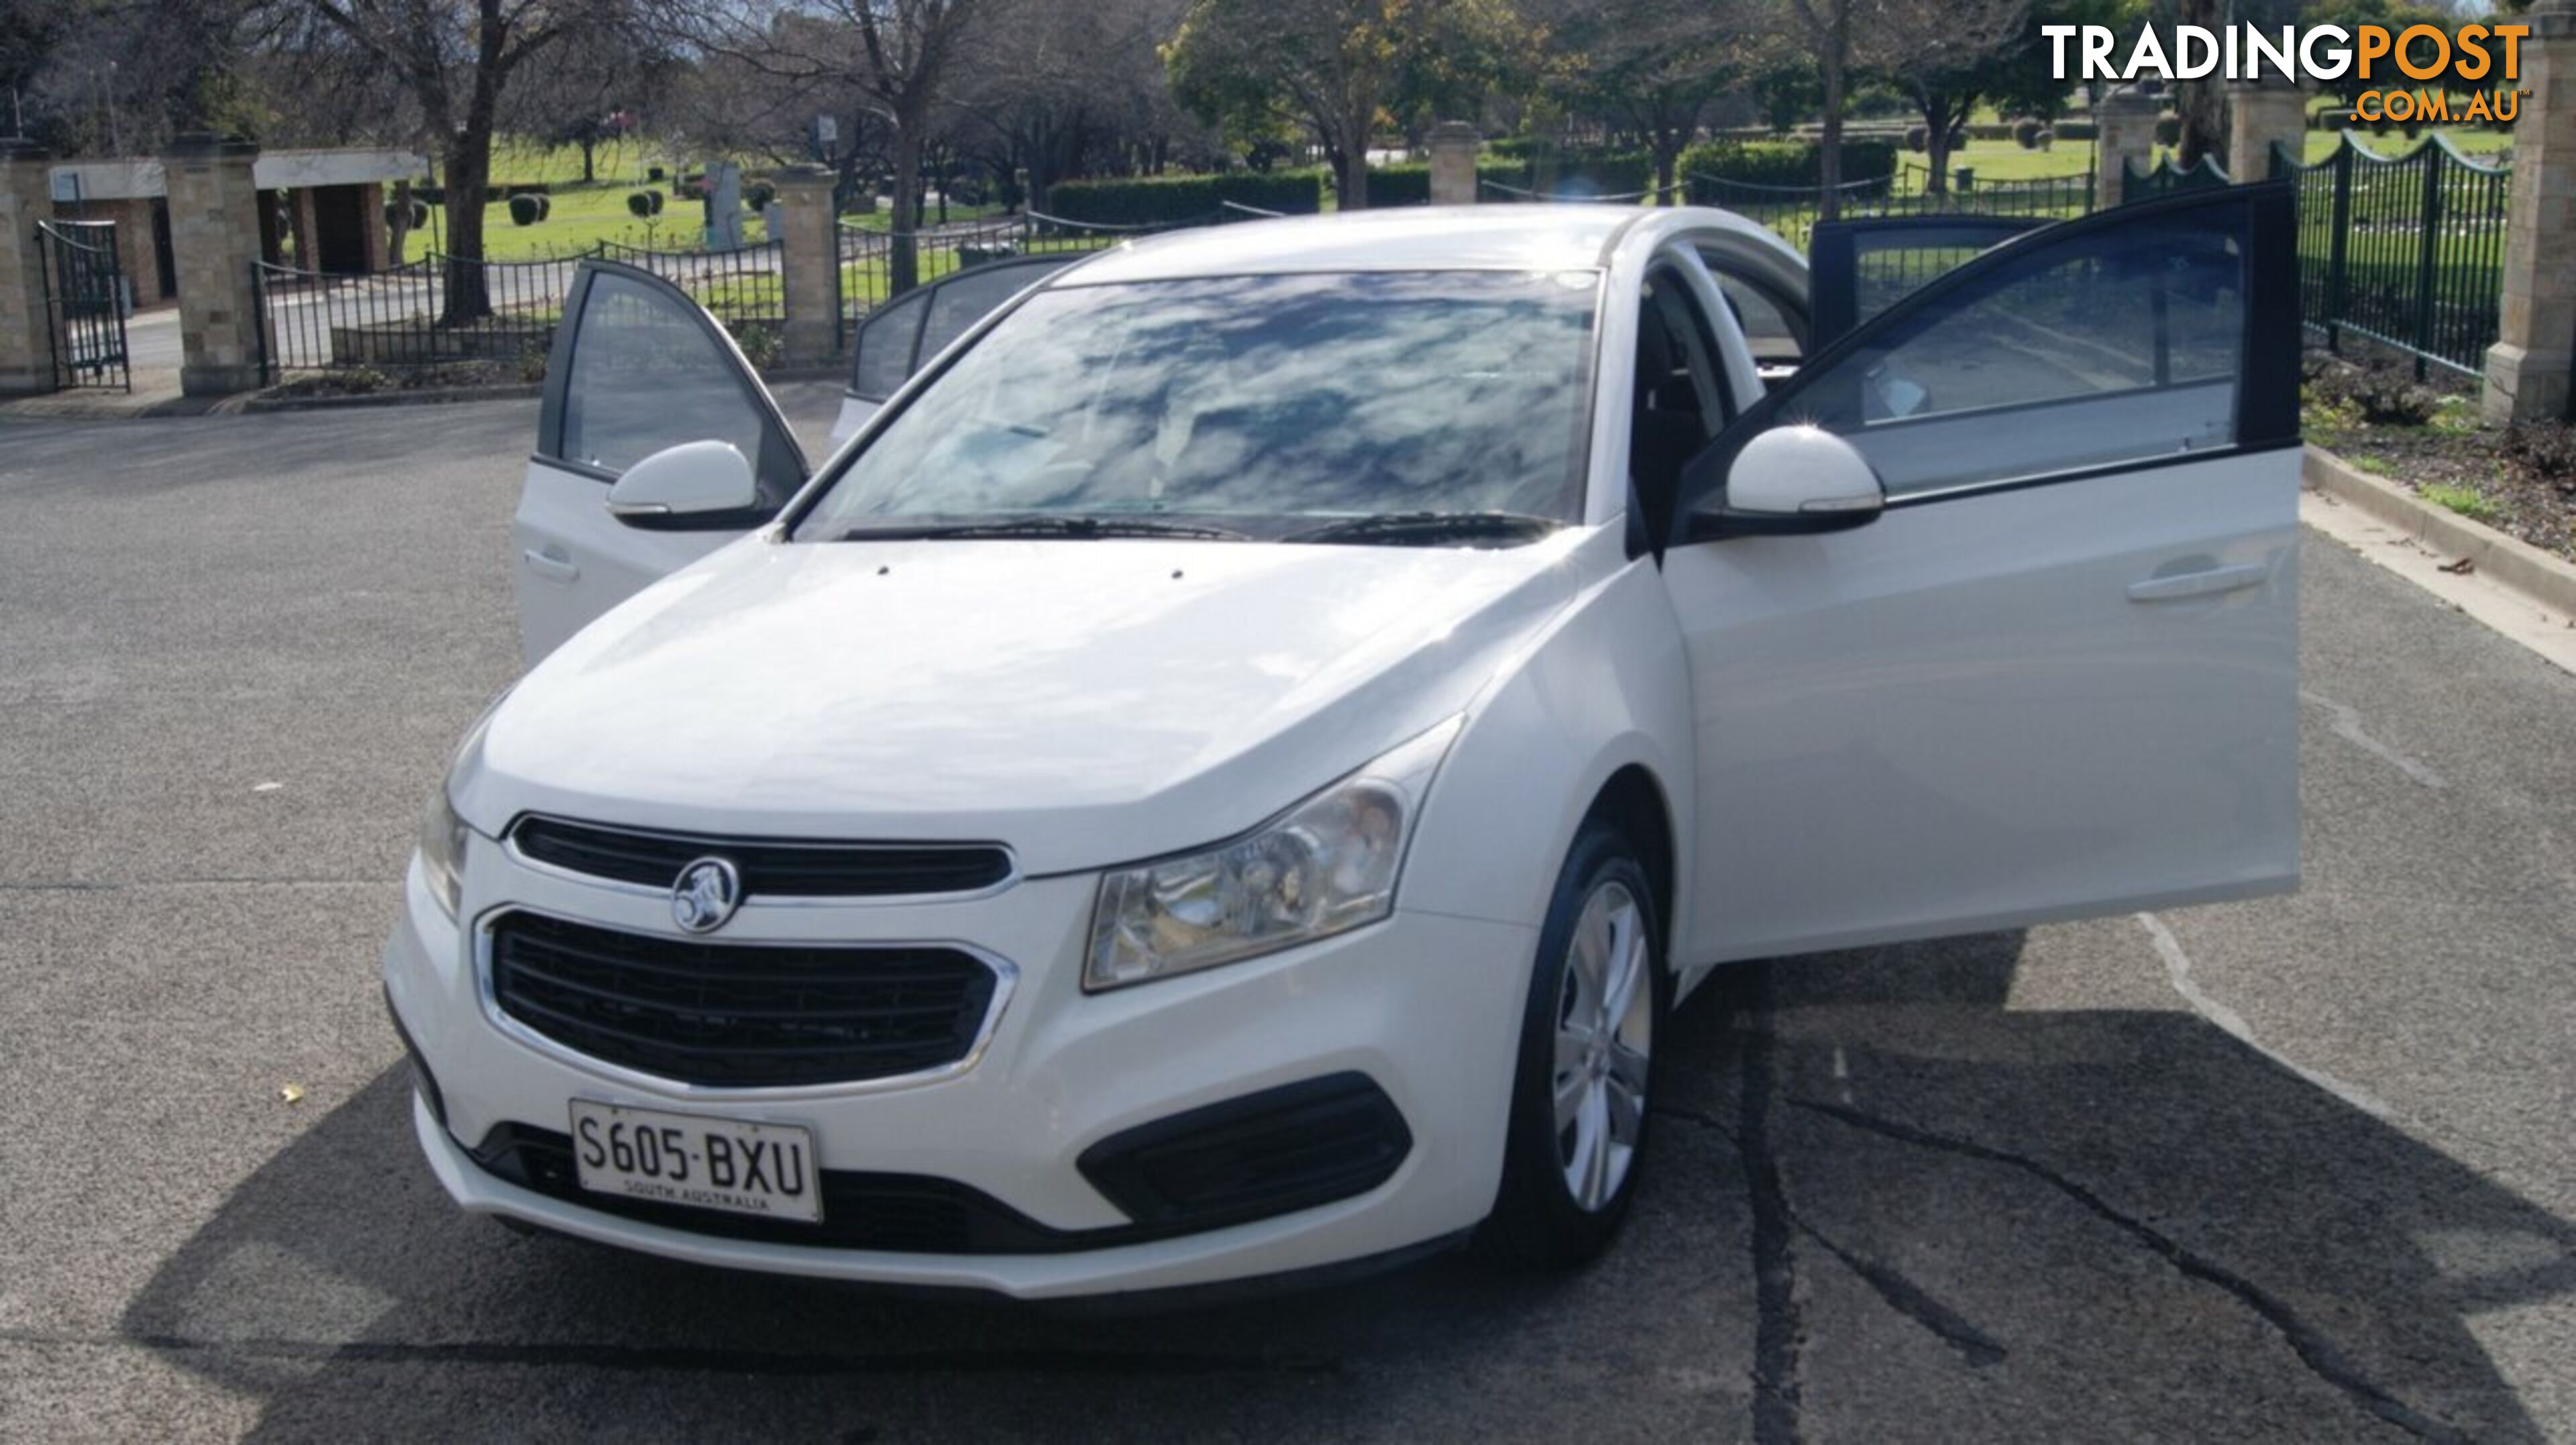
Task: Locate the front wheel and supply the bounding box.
[1481,821,1666,1268]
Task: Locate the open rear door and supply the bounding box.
[513,260,807,664]
[832,254,1079,444]
[1807,215,2051,350]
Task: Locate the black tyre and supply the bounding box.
[1481,820,1668,1268]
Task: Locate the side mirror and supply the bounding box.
[1689,425,1885,541]
[606,440,758,525]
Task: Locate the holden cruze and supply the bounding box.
[386,193,2302,1297]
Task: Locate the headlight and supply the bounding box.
[1085,716,1462,991]
[415,690,506,920]
[417,784,470,919]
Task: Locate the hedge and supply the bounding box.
[1362,158,1524,207]
[1676,138,1901,194]
[1043,170,1326,225]
[1366,152,1652,205]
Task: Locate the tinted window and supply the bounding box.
[798,270,1601,537]
[849,287,930,401]
[557,272,771,476]
[1792,211,2245,496]
[918,260,1070,368]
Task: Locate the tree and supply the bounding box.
[1773,0,1858,218]
[1164,0,1532,210]
[277,0,627,322]
[1856,0,2030,196]
[657,0,1004,293]
[1542,0,1766,199]
[506,27,671,183]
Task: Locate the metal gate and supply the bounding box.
[38,219,131,392]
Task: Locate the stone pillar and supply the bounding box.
[2226,77,2308,183]
[1429,121,1480,205]
[771,164,839,367]
[2094,85,2162,209]
[2484,0,2576,423]
[162,133,268,395]
[0,140,55,392]
[359,182,388,272]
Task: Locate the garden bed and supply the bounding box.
[2304,348,2576,561]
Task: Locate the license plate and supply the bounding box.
[568,1101,822,1224]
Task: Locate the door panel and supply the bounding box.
[832,254,1077,445]
[1664,185,2302,964]
[515,260,805,664]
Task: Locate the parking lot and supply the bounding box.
[3,388,2572,1442]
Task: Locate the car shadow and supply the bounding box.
[117,930,2572,1442]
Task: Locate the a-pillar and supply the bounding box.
[2484,0,2576,423]
[771,164,840,367]
[163,133,269,394]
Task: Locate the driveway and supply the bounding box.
[1,390,2570,1442]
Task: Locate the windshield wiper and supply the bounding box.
[839,515,1246,542]
[1282,511,1564,547]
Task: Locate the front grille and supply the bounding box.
[511,816,1013,898]
[488,912,999,1088]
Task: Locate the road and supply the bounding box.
[1,390,2571,1442]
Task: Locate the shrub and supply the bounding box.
[1042,169,1326,225]
[647,165,665,182]
[2053,119,2096,141]
[1905,125,1929,152]
[2035,129,2055,151]
[2012,117,2043,149]
[2502,419,2576,486]
[2312,358,2442,425]
[1676,138,1900,199]
[506,193,545,227]
[625,190,657,217]
[2155,113,2183,147]
[743,180,775,211]
[384,198,429,231]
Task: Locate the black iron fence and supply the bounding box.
[38,219,129,391]
[2275,133,2512,378]
[254,239,783,383]
[2123,154,2233,199]
[1685,166,2094,252]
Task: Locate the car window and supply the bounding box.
[850,287,932,401]
[1786,210,2246,497]
[797,269,1602,538]
[918,262,1064,368]
[557,272,773,478]
[1712,272,1803,376]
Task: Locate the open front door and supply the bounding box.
[1663,184,2303,964]
[513,260,808,663]
[831,254,1079,445]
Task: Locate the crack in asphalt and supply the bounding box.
[1735,980,1807,1445]
[1790,1216,2009,1369]
[2301,690,2449,789]
[2136,911,2396,1121]
[1790,1098,2467,1444]
[0,1328,1340,1378]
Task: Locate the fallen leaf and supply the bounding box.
[2438,556,2476,575]
[279,1083,307,1105]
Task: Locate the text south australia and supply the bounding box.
[2043,22,2532,123]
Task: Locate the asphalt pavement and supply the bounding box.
[1,389,2570,1442]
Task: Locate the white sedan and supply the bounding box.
[386,193,2303,1298]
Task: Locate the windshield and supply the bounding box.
[794,270,1601,541]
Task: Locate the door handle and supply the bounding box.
[2126,562,2267,603]
[521,547,580,584]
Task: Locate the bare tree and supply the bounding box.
[1856,0,2029,195]
[267,0,627,321]
[1774,0,1858,217]
[655,0,1004,292]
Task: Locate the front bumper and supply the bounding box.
[383,845,1535,1299]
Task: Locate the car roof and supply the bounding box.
[1053,204,1746,284]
